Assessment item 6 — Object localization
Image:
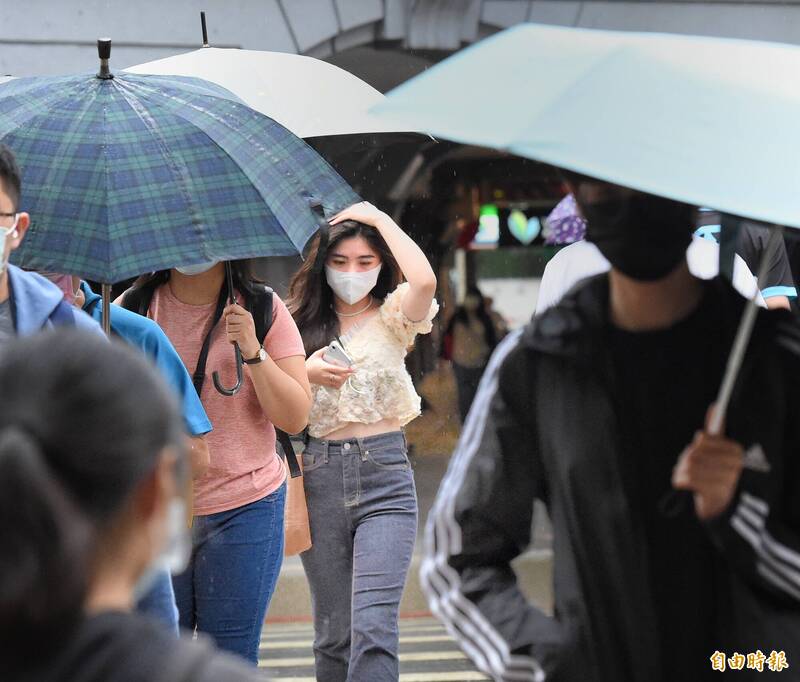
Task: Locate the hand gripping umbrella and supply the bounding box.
[372,22,800,439]
[0,39,359,394]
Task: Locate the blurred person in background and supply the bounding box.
[441,286,499,422]
[695,209,796,310]
[288,201,437,682]
[0,330,265,682]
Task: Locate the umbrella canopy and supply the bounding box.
[372,24,800,230]
[0,68,359,283]
[126,47,418,139]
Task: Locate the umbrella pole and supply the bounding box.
[101,283,112,337]
[708,225,784,435]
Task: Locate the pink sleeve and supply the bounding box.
[263,294,306,361]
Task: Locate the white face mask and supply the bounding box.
[175,261,217,276]
[0,218,19,277]
[325,264,381,305]
[133,497,191,600]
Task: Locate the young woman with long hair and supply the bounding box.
[119,259,311,664]
[287,201,438,682]
[0,330,264,682]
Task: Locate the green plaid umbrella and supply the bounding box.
[0,51,359,283]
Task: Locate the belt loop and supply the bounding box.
[357,437,368,461]
[323,439,329,464]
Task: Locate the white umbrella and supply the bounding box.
[126,47,418,139]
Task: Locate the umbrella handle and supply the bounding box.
[213,343,244,396]
[212,261,244,396]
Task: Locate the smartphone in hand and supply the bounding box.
[323,340,354,368]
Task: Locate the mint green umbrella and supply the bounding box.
[373,23,800,230]
[372,23,797,436]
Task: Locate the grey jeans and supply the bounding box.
[300,431,418,682]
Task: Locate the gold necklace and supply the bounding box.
[335,296,373,318]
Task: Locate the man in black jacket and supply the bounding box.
[421,176,800,682]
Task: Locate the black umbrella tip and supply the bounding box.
[97,38,112,59]
[97,38,114,80]
[200,11,210,48]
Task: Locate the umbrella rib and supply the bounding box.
[121,72,248,108]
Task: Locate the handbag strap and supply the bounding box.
[278,431,301,478]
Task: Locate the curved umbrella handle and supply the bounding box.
[213,343,244,396]
[212,261,244,397]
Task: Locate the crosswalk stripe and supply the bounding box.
[262,622,445,637]
[260,651,467,668]
[270,674,490,682]
[261,634,456,649]
[260,617,489,679]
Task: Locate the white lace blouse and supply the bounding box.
[308,283,439,438]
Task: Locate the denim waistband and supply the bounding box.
[305,431,406,456]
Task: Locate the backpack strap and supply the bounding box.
[249,284,274,343]
[120,286,155,316]
[191,284,229,396]
[120,281,228,396]
[247,284,301,478]
[48,299,76,327]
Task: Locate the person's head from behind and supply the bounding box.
[0,330,186,658]
[562,170,696,282]
[288,220,402,352]
[0,144,31,278]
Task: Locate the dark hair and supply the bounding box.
[125,259,264,308]
[0,143,22,210]
[0,330,183,658]
[286,221,403,354]
[444,286,497,352]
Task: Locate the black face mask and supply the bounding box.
[582,193,695,281]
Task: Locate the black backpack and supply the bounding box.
[119,283,301,477]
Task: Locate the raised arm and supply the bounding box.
[330,201,437,322]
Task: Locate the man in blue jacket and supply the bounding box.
[0,145,102,341]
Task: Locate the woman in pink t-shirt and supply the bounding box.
[121,260,310,664]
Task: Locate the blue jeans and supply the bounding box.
[300,432,418,682]
[136,568,179,635]
[173,483,286,664]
